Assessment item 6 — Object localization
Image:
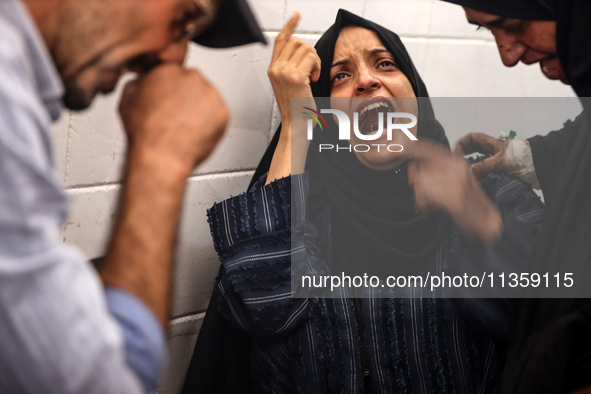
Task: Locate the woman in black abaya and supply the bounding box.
[184,9,544,393]
[440,1,591,392]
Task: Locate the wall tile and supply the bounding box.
[66,83,127,188]
[157,314,205,394]
[63,185,119,259]
[364,0,433,37]
[423,39,576,98]
[423,39,525,97]
[63,172,253,315]
[428,1,494,40]
[431,97,582,148]
[186,39,276,175]
[399,37,429,77]
[51,109,70,186]
[285,0,365,33]
[171,172,253,317]
[249,0,286,31]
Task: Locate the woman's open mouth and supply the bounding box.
[357,98,395,136]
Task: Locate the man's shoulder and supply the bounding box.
[0,8,31,69]
[0,22,37,100]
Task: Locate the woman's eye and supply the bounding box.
[475,25,486,31]
[331,72,348,84]
[504,21,526,33]
[377,60,396,69]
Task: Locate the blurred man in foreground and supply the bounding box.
[0,0,264,392]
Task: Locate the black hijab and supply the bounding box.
[440,0,555,20]
[441,1,591,392]
[301,9,450,279]
[439,0,591,98]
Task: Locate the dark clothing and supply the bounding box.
[439,0,591,392]
[207,171,543,393]
[307,11,451,280]
[437,0,555,20]
[183,8,549,393]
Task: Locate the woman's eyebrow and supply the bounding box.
[467,16,508,28]
[331,58,349,68]
[331,48,391,68]
[366,48,389,56]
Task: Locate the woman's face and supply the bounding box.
[463,7,567,84]
[329,26,418,171]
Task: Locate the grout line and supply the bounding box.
[258,31,490,45]
[282,0,288,25]
[63,110,73,187]
[59,110,74,241]
[400,35,494,43]
[169,312,207,325]
[64,169,256,193]
[268,98,278,144]
[265,29,493,44]
[187,169,255,180]
[422,0,436,80]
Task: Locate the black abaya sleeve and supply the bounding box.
[181,127,281,393]
[527,112,586,203]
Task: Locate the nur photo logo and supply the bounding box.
[303,104,417,153]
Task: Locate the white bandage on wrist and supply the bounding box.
[504,139,540,189]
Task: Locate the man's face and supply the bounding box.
[463,6,568,84]
[52,0,209,110]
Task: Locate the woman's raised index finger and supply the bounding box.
[272,12,301,61]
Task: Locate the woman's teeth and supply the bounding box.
[360,101,391,117]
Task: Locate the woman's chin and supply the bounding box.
[354,151,408,171]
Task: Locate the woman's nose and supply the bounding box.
[355,66,381,94]
[493,30,526,67]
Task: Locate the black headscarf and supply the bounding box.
[441,1,591,392]
[440,0,555,20]
[440,0,591,98]
[301,9,450,278]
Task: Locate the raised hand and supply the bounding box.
[119,63,228,177]
[266,13,322,184]
[101,64,229,325]
[267,12,321,127]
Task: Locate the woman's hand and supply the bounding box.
[408,140,503,248]
[268,12,321,127]
[265,13,322,185]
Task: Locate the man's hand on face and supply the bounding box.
[119,63,228,177]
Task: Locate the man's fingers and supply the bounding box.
[407,139,448,164]
[469,156,502,178]
[407,161,418,186]
[407,161,424,213]
[453,132,503,157]
[272,12,301,61]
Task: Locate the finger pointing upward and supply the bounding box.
[272,12,301,62]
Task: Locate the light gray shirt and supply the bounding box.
[0,1,166,392]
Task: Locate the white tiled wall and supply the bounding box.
[51,1,575,393]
